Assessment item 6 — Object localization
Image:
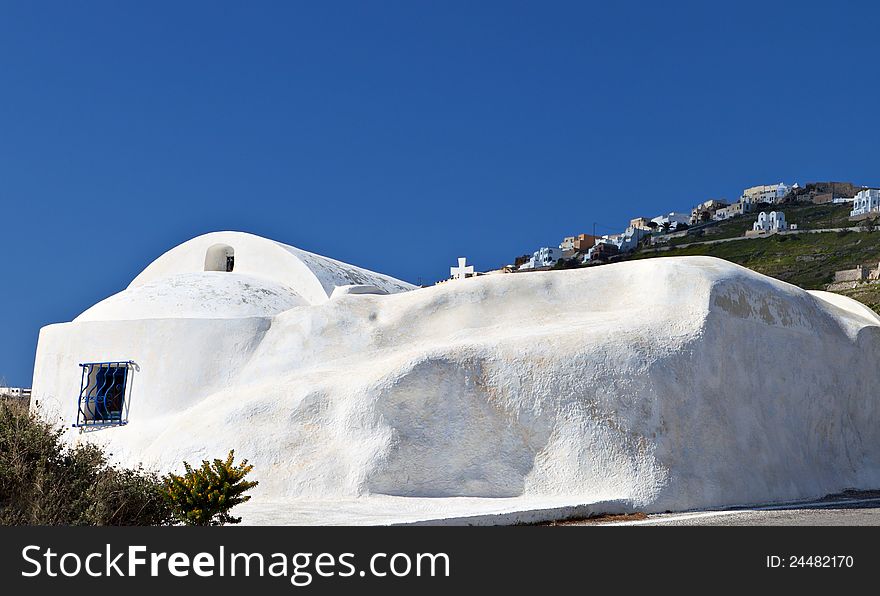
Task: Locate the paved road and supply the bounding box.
[646,226,866,253]
[589,492,880,526]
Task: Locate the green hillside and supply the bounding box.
[635,230,880,289]
[666,202,857,247]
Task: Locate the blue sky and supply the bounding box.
[1,1,878,385]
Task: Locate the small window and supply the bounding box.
[205,244,235,272]
[75,361,135,428]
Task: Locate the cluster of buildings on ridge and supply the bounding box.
[689,182,796,224]
[691,183,880,221]
[509,182,799,274]
[440,179,879,283]
[515,215,687,271]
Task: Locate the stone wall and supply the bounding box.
[834,266,868,283]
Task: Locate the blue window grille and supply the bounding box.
[75,361,135,428]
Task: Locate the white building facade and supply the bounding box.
[715,196,759,221]
[559,236,575,251]
[850,189,880,217]
[742,182,795,205]
[690,199,729,224]
[582,228,643,261]
[30,231,415,434]
[651,212,690,229]
[0,386,31,399]
[519,246,563,270]
[618,229,643,251]
[752,211,787,233]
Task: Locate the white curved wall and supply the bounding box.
[129,231,415,305]
[32,316,273,430]
[31,256,880,521]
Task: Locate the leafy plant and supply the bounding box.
[163,450,258,526]
[1,399,257,526]
[0,398,171,525]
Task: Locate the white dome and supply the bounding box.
[128,231,415,305]
[75,272,308,321]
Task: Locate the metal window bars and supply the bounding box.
[75,361,136,428]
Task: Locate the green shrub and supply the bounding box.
[163,450,258,526]
[1,399,256,526]
[0,399,171,525]
[83,464,173,526]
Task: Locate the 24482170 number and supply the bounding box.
[788,555,853,568]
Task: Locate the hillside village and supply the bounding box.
[446,180,880,310]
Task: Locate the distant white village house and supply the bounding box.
[712,183,795,222]
[715,198,753,220]
[0,386,31,399]
[748,211,788,236]
[651,212,690,230]
[629,217,653,230]
[741,182,795,205]
[584,227,643,261]
[689,199,729,224]
[519,246,563,270]
[850,189,880,218]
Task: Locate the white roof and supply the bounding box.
[77,231,416,321]
[76,272,308,321]
[130,231,414,303]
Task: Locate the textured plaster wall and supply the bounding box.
[30,255,880,519]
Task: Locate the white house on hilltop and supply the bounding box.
[742,182,795,205]
[752,211,787,233]
[519,246,563,270]
[715,196,756,220]
[689,199,729,224]
[651,212,690,229]
[850,189,880,217]
[0,386,31,399]
[583,227,644,261]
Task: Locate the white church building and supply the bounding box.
[752,211,787,233]
[25,232,880,524]
[31,231,414,433]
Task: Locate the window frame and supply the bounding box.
[75,360,136,429]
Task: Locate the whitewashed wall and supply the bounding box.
[30,251,880,519]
